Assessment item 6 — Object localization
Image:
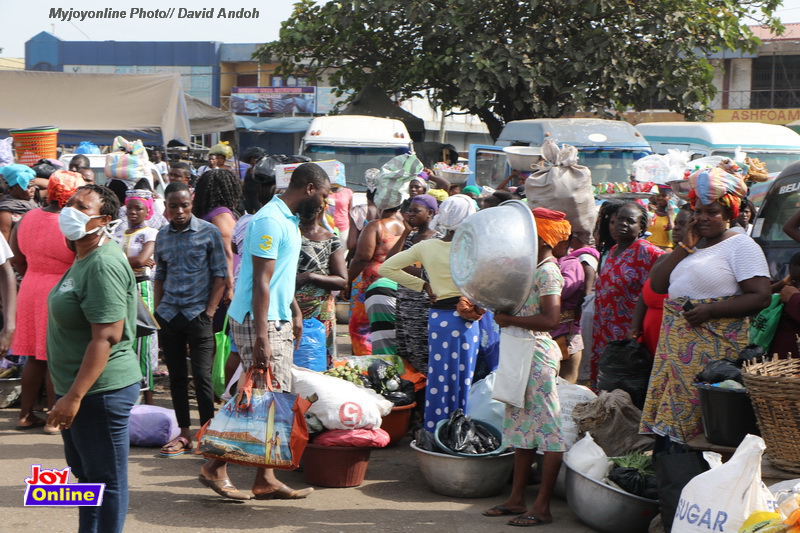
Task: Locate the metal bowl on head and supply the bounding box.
[450,200,538,314]
[503,146,542,171]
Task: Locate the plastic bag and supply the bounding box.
[597,339,652,409]
[212,315,231,398]
[672,435,778,533]
[466,372,505,432]
[572,389,654,457]
[105,136,148,181]
[129,405,180,447]
[564,433,613,481]
[252,154,310,185]
[414,428,440,452]
[738,344,766,366]
[291,366,393,430]
[0,137,12,168]
[293,318,327,372]
[750,294,784,351]
[608,466,647,497]
[208,141,234,159]
[438,409,501,455]
[373,154,423,211]
[695,358,742,384]
[74,141,101,154]
[313,428,390,448]
[556,378,597,449]
[655,445,712,532]
[492,330,535,408]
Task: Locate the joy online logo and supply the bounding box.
[24,465,105,507]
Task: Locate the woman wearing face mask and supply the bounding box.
[12,171,85,432]
[46,184,140,533]
[641,169,770,446]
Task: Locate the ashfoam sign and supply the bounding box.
[24,465,105,507]
[276,160,346,189]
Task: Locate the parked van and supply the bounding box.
[467,118,652,189]
[752,161,800,279]
[300,115,414,191]
[58,153,109,186]
[636,122,800,176]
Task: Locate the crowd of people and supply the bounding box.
[3,141,799,532]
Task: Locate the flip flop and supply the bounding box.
[15,419,46,430]
[159,436,192,457]
[252,484,314,500]
[483,505,527,517]
[508,515,553,527]
[198,475,250,500]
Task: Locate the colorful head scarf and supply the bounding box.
[124,189,155,219]
[532,207,572,249]
[365,168,380,193]
[0,164,35,190]
[428,188,449,203]
[47,170,86,207]
[410,193,439,215]
[434,194,476,231]
[688,167,747,218]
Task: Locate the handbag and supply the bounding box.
[135,295,159,338]
[212,315,231,398]
[491,330,534,408]
[195,367,311,470]
[749,294,783,350]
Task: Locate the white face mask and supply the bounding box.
[58,206,119,244]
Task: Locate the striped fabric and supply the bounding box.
[365,278,398,355]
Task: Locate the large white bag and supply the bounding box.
[672,435,778,533]
[556,378,597,449]
[491,330,534,408]
[466,371,505,430]
[564,432,613,482]
[291,366,393,430]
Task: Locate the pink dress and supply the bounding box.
[12,209,75,360]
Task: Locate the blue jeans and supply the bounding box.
[60,382,139,533]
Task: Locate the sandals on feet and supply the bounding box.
[252,484,314,500]
[159,436,192,457]
[483,505,526,517]
[198,475,250,500]
[508,515,553,527]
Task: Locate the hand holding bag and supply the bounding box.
[195,367,311,469]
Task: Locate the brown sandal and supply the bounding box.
[252,484,314,500]
[198,475,251,500]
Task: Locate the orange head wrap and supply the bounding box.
[532,208,572,248]
[48,170,86,207]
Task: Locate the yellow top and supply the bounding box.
[647,213,673,248]
[378,239,461,300]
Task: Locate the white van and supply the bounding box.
[636,122,800,175]
[300,115,414,190]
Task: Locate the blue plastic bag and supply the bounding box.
[293,318,326,372]
[74,141,101,154]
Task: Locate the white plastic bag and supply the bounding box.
[491,331,534,408]
[564,432,613,482]
[466,371,505,430]
[555,377,597,449]
[291,366,393,430]
[672,435,778,533]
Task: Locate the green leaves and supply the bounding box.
[261,0,781,139]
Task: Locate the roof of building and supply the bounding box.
[751,23,800,41]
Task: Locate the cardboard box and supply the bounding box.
[276,160,346,188]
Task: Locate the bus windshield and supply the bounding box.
[578,150,652,184]
[713,151,800,176]
[304,145,410,190]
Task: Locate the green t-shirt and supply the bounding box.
[47,241,141,397]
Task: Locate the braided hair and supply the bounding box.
[192,168,242,218]
[620,200,650,238]
[597,200,624,255]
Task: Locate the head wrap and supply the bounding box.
[434,194,477,231]
[124,189,155,219]
[688,167,747,218]
[532,208,572,249]
[47,170,86,207]
[0,164,35,190]
[410,194,439,215]
[410,176,430,192]
[462,185,481,197]
[364,168,380,193]
[428,188,449,203]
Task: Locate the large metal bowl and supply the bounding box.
[564,459,659,533]
[410,440,515,498]
[450,200,538,314]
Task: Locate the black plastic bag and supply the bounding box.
[384,379,415,406]
[252,154,310,185]
[439,409,500,455]
[654,445,710,531]
[695,357,742,384]
[737,344,766,366]
[642,475,659,501]
[414,429,438,452]
[597,339,652,409]
[608,466,646,496]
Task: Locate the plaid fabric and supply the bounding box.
[231,316,294,392]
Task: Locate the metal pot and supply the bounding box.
[410,440,515,498]
[450,200,538,314]
[564,459,659,533]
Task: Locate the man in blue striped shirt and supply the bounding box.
[154,182,227,457]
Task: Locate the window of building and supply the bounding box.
[751,55,800,109]
[237,73,258,87]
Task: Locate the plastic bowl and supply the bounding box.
[437,169,472,185]
[433,418,507,457]
[564,459,659,533]
[411,440,515,498]
[503,146,542,171]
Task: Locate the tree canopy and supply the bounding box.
[258,0,783,139]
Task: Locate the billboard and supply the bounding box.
[231,86,315,115]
